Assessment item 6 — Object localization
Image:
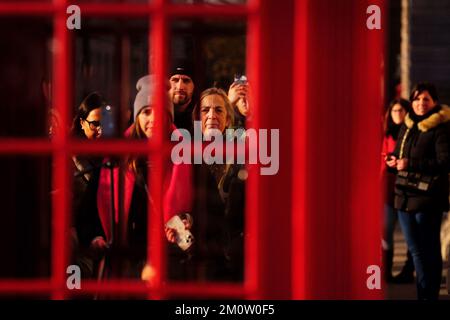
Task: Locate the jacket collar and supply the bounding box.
[405,104,450,132]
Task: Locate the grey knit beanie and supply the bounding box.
[133,74,174,122]
[133,75,154,120]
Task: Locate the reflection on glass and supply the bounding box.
[0,0,51,2]
[74,18,149,139]
[71,152,151,281]
[0,18,53,138]
[165,19,247,284]
[0,156,51,279]
[74,0,149,3]
[69,17,158,282]
[172,0,246,4]
[165,88,246,283]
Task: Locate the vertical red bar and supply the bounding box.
[299,0,386,299]
[51,0,70,300]
[245,0,261,299]
[292,0,308,300]
[148,0,167,299]
[349,0,384,299]
[253,0,294,299]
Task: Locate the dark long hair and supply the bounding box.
[409,82,438,103]
[71,92,106,138]
[383,98,410,138]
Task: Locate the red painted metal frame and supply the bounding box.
[51,0,70,300]
[0,0,262,299]
[348,0,385,299]
[0,0,388,300]
[244,0,260,299]
[291,0,386,299]
[0,3,255,17]
[291,0,307,300]
[148,0,165,299]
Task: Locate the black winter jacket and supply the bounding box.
[392,105,450,212]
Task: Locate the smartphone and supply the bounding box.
[234,74,248,85]
[166,215,194,251]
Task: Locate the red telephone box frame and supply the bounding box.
[0,0,263,300]
[0,0,386,300]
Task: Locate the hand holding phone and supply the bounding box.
[165,215,194,251]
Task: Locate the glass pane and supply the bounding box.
[71,17,151,282]
[70,153,152,282]
[74,0,149,3]
[172,0,246,4]
[72,18,150,140]
[166,19,247,285]
[0,156,52,280]
[0,17,53,138]
[0,0,51,3]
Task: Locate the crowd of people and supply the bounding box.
[68,62,251,284]
[382,82,450,300]
[53,58,450,300]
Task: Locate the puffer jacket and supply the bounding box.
[392,105,450,212]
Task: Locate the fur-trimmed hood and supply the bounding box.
[405,104,450,132]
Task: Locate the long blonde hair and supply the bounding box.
[127,108,173,173]
[193,87,235,130]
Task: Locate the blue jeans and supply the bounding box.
[398,210,443,300]
[383,204,397,250]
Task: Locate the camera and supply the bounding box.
[234,74,248,85]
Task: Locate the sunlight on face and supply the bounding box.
[200,94,229,136]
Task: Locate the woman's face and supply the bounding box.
[391,103,407,125]
[200,94,229,136]
[412,90,437,116]
[80,108,102,139]
[137,106,155,138]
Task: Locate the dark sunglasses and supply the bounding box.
[84,119,102,130]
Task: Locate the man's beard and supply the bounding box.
[173,95,191,111]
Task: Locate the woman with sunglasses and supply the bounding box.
[73,94,103,140]
[70,92,109,280]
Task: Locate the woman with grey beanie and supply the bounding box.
[94,75,192,280]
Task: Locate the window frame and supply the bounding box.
[0,0,262,299]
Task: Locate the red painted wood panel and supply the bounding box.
[293,0,385,299]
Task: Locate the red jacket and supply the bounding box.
[96,125,193,242]
[381,134,397,205]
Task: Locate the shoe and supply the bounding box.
[392,250,415,284]
[392,269,414,284]
[382,249,394,283]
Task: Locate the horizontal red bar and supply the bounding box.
[69,140,164,155]
[166,4,254,18]
[72,281,246,298]
[0,279,246,298]
[0,139,259,156]
[166,282,246,298]
[0,280,53,294]
[0,3,56,16]
[71,280,150,295]
[76,4,254,19]
[0,139,53,154]
[0,139,167,155]
[0,3,254,18]
[78,3,154,17]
